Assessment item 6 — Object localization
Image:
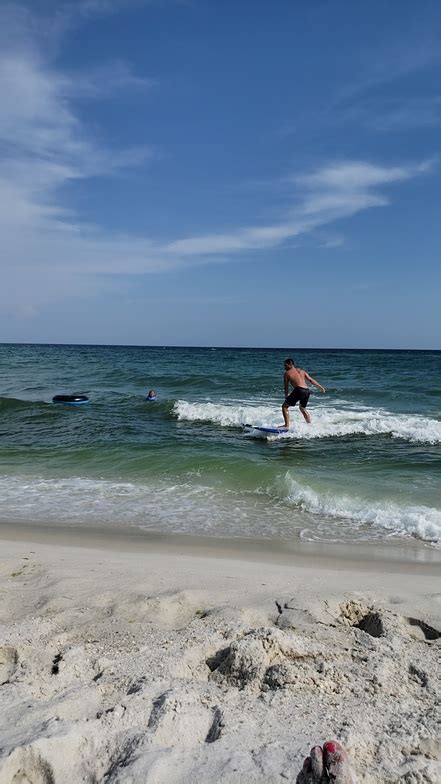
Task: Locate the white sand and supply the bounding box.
[0,524,440,783]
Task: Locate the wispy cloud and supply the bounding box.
[0,3,435,320]
[334,27,441,105]
[70,60,156,97]
[318,235,345,249]
[331,29,441,133]
[162,161,431,257]
[341,96,441,132]
[0,51,153,175]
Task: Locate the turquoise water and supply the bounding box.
[1,344,440,549]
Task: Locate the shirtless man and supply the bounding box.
[282,358,325,428]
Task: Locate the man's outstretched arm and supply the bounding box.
[305,372,326,393]
[284,372,289,398]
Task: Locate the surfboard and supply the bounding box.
[244,424,288,434]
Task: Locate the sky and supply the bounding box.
[1,0,441,348]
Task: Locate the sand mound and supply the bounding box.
[0,540,440,783]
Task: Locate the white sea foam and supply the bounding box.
[0,471,440,546]
[284,475,441,544]
[0,474,278,538]
[173,399,441,444]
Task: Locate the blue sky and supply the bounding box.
[1,0,440,348]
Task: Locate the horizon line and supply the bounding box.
[0,342,440,352]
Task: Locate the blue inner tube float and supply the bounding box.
[145,395,157,401]
[53,394,89,405]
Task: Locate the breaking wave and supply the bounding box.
[0,470,439,545]
[284,475,441,544]
[173,400,441,445]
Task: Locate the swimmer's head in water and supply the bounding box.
[147,389,156,398]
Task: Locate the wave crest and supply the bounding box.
[0,396,45,412]
[283,474,441,544]
[173,400,441,444]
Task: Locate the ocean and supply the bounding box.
[1,343,440,552]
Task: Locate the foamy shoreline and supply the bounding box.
[0,524,440,782]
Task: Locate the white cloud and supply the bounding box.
[0,49,153,173]
[0,4,434,321]
[299,162,415,190]
[161,160,430,257]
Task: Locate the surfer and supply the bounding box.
[282,358,325,427]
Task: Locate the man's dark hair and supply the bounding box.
[284,358,294,366]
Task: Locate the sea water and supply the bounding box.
[0,344,440,551]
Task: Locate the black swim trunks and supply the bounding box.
[284,386,310,408]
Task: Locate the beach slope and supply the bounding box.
[0,526,440,783]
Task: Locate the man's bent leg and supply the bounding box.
[282,403,290,428]
[299,405,311,424]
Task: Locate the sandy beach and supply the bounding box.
[2,0,441,779]
[0,524,440,783]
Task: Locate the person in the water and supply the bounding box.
[282,358,325,427]
[146,389,157,400]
